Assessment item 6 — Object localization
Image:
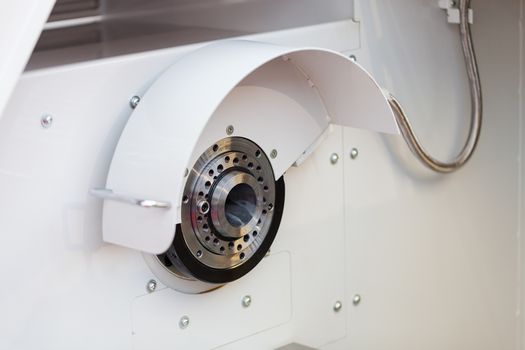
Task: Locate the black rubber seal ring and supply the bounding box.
[172,175,285,284]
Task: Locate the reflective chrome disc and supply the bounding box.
[153,137,285,290]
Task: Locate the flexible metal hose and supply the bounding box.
[388,0,482,173]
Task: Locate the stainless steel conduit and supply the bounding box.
[388,0,482,173]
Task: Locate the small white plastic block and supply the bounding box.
[438,0,474,24]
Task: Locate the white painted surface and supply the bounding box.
[0,1,55,117]
[324,1,520,349]
[0,20,352,349]
[132,252,292,349]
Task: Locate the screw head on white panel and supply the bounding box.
[333,300,343,312]
[179,315,190,329]
[349,54,357,62]
[350,148,359,159]
[353,294,362,306]
[270,149,278,159]
[226,125,234,135]
[129,95,141,109]
[146,279,157,293]
[242,295,252,308]
[330,153,339,164]
[41,114,53,128]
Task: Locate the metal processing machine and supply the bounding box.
[0,1,522,349]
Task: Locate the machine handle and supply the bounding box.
[90,188,172,209]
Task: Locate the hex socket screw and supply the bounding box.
[330,153,339,164]
[179,315,190,329]
[242,295,252,308]
[146,279,157,293]
[333,300,343,312]
[41,114,53,128]
[350,148,359,160]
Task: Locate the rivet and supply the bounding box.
[270,149,278,159]
[146,279,157,293]
[330,153,339,164]
[226,125,234,135]
[179,315,190,329]
[353,294,362,306]
[349,54,357,62]
[129,95,141,109]
[242,295,252,308]
[41,114,53,128]
[333,300,343,312]
[350,148,359,160]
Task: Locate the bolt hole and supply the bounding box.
[247,162,254,168]
[205,236,210,241]
[233,157,239,164]
[198,191,204,197]
[256,166,261,171]
[253,230,258,236]
[213,238,220,245]
[243,235,250,242]
[208,169,214,176]
[263,197,266,203]
[240,253,245,259]
[242,154,248,160]
[228,242,234,248]
[217,164,224,172]
[262,210,267,215]
[213,144,219,152]
[203,223,209,230]
[182,195,189,203]
[268,203,274,211]
[197,216,202,223]
[205,181,211,188]
[237,244,242,251]
[220,246,225,252]
[225,156,230,163]
[198,201,210,214]
[196,250,202,258]
[255,150,261,158]
[263,185,269,191]
[257,177,264,183]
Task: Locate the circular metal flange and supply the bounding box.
[150,137,285,290]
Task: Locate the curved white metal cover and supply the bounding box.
[103,40,399,254]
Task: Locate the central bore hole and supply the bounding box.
[225,183,257,227]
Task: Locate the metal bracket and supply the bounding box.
[438,0,473,24]
[89,188,172,209]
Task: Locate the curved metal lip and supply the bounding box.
[210,171,264,240]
